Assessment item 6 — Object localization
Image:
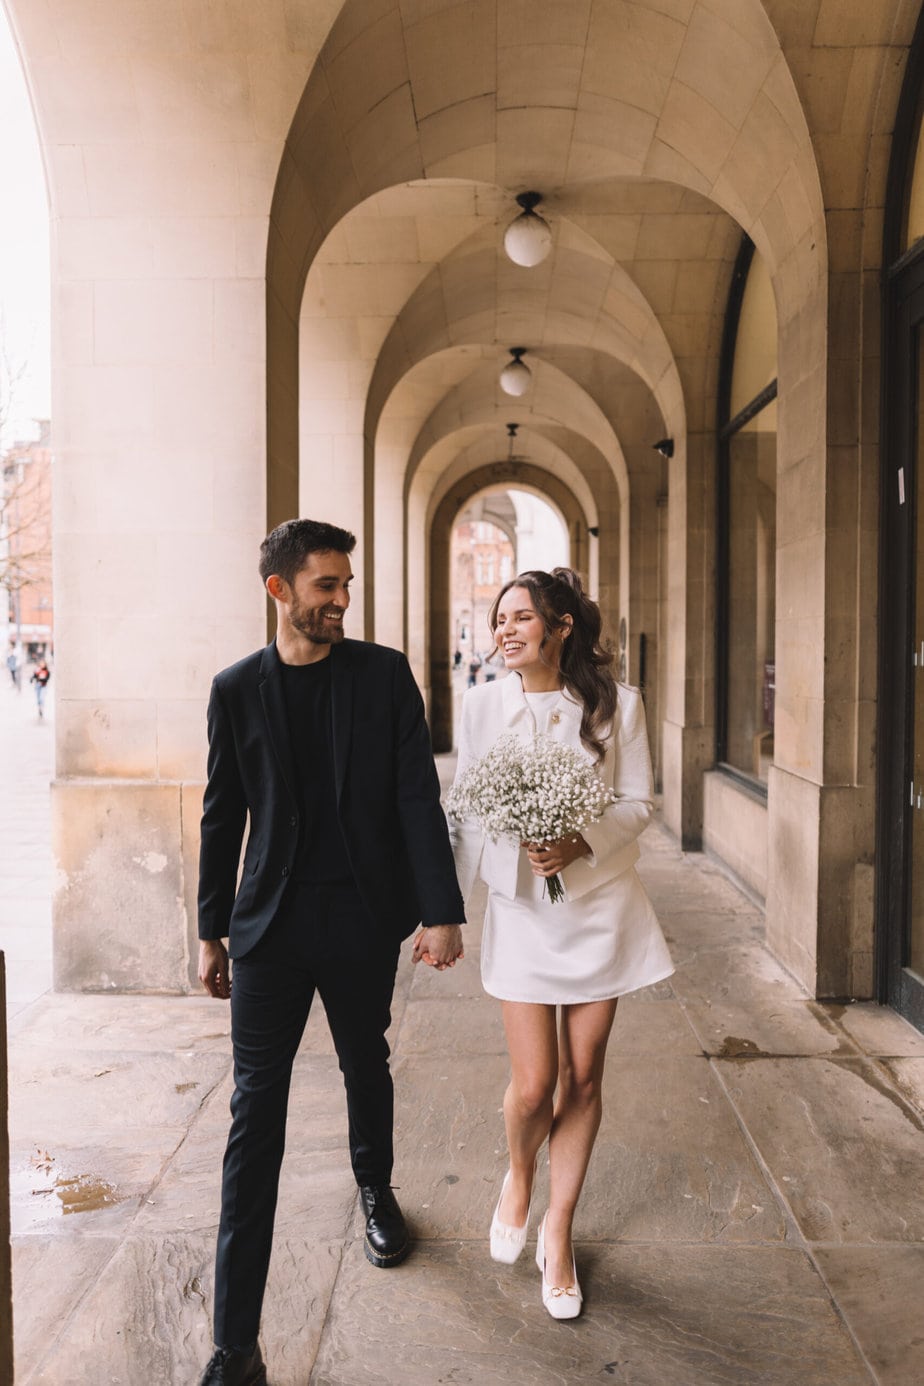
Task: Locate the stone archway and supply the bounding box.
[428,461,590,750]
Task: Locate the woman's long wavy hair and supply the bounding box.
[488,568,617,764]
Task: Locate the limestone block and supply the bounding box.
[497,43,583,110]
[52,781,189,992]
[498,0,592,48]
[93,278,214,367]
[54,364,156,449]
[57,700,157,779]
[34,53,141,143]
[675,5,775,130]
[404,0,495,124]
[703,772,769,900]
[765,765,819,990]
[814,0,903,46]
[82,141,243,219]
[582,1,685,116]
[326,7,408,134]
[570,95,657,178]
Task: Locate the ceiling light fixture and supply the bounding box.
[503,192,552,268]
[652,438,674,458]
[500,347,532,397]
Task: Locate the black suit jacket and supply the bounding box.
[197,639,465,958]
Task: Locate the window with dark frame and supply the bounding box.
[716,235,779,792]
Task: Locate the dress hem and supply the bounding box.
[482,964,676,1006]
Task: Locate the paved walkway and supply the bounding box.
[4,716,924,1383]
[0,672,53,1017]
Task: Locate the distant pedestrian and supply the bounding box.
[6,648,19,690]
[31,660,50,718]
[467,652,482,687]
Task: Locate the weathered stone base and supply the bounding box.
[51,780,203,994]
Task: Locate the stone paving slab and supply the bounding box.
[813,1245,924,1386]
[820,1001,924,1057]
[719,1055,924,1244]
[11,1234,121,1380]
[22,1232,343,1386]
[310,1241,871,1386]
[681,997,861,1057]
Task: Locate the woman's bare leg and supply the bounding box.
[496,1001,558,1225]
[542,998,618,1287]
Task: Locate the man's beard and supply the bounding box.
[290,601,345,644]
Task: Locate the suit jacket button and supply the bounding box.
[282,866,289,878]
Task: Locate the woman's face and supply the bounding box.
[494,586,561,678]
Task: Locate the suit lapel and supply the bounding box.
[328,641,353,803]
[258,642,299,806]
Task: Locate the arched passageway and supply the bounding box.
[8,0,911,1006]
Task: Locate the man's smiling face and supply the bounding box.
[286,549,353,645]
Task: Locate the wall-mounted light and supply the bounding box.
[652,438,674,458]
[500,347,532,397]
[588,526,600,538]
[503,192,552,268]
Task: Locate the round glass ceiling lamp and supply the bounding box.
[503,192,552,268]
[500,347,532,397]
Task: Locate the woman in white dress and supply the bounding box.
[438,568,672,1319]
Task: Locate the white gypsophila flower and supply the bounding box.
[446,732,617,902]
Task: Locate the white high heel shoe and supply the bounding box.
[489,1168,533,1263]
[535,1214,582,1320]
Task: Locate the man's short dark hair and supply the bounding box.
[259,518,357,586]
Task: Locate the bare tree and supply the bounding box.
[0,320,51,626]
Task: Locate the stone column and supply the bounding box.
[662,430,715,848]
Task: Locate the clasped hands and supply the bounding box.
[412,924,464,971]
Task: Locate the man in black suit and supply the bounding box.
[197,519,465,1386]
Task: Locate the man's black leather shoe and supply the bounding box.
[359,1184,410,1267]
[198,1342,266,1386]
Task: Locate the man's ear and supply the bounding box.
[265,573,288,603]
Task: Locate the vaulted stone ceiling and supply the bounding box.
[270,0,825,663]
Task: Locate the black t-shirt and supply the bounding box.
[279,658,353,883]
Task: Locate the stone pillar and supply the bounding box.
[662,430,715,848]
[765,247,877,998]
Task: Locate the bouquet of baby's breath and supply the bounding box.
[446,732,616,902]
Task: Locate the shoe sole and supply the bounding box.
[363,1236,410,1268]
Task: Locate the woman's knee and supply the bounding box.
[557,1062,603,1110]
[509,1074,556,1118]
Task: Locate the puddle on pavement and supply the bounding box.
[11,1151,126,1227]
[53,1172,123,1213]
[715,1035,768,1059]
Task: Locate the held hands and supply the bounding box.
[412,924,465,971]
[525,835,591,877]
[198,939,231,999]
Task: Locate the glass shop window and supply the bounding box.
[718,241,778,788]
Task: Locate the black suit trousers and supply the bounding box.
[213,880,400,1347]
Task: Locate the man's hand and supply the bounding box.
[412,925,464,971]
[198,939,231,998]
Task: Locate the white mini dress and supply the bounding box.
[450,681,674,1006]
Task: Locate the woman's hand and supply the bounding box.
[525,835,591,876]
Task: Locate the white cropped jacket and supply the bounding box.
[448,673,655,904]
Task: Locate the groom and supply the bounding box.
[197,518,465,1386]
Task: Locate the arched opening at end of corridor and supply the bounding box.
[430,471,583,753]
[449,489,570,729]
